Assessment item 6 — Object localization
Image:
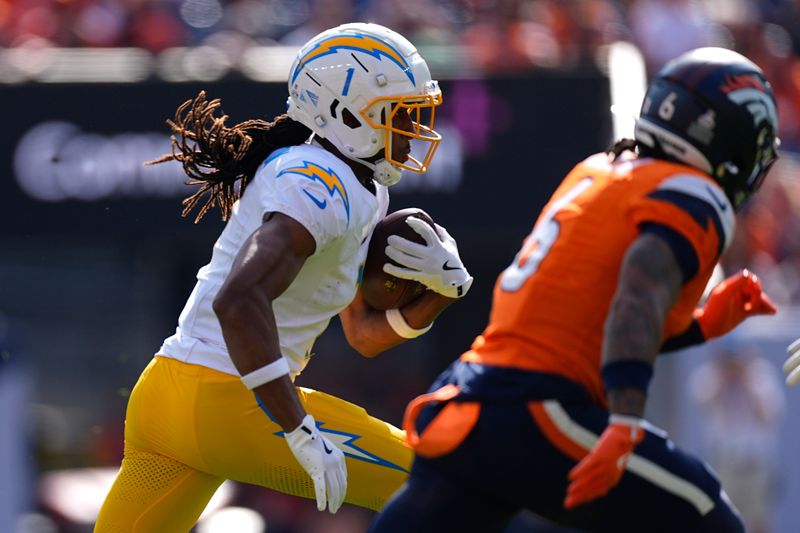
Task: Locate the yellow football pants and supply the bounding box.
[95,356,412,532]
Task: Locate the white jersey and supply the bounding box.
[158,142,389,378]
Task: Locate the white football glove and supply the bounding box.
[785,339,800,387]
[384,217,473,299]
[284,414,347,513]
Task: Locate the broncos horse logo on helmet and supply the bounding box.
[634,47,779,209]
[286,22,443,186]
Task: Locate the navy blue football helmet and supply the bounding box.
[635,47,779,209]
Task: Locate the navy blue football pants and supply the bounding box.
[369,362,744,533]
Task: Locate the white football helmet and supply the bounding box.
[286,22,442,186]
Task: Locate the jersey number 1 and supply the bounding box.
[500,177,594,291]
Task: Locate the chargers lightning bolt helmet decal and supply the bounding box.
[291,34,415,86]
[286,23,442,186]
[278,161,351,223]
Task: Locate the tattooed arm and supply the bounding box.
[564,232,685,509]
[603,233,683,417]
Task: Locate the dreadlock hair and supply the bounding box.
[607,138,639,161]
[147,91,312,223]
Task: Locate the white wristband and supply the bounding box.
[609,414,644,427]
[386,308,433,339]
[241,357,291,390]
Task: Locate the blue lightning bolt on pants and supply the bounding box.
[96,356,412,532]
[369,361,744,533]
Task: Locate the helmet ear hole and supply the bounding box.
[342,108,362,129]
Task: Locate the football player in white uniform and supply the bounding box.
[95,23,473,532]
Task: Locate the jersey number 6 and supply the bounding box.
[500,177,594,292]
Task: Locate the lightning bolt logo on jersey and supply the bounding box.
[278,161,351,224]
[161,142,388,381]
[291,33,415,85]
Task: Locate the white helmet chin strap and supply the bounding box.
[311,136,403,186]
[356,157,403,186]
[372,159,403,186]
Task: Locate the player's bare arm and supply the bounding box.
[564,232,683,509]
[213,211,314,431]
[340,289,456,357]
[603,232,682,417]
[342,216,472,356]
[214,211,348,513]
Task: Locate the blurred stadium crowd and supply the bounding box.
[3,1,800,532]
[2,0,799,75]
[5,0,800,280]
[4,0,800,141]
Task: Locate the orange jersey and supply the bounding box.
[461,153,735,404]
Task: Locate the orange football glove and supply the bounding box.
[564,415,645,509]
[694,269,777,340]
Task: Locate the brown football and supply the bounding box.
[361,208,434,310]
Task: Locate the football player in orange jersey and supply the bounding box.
[370,47,779,533]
